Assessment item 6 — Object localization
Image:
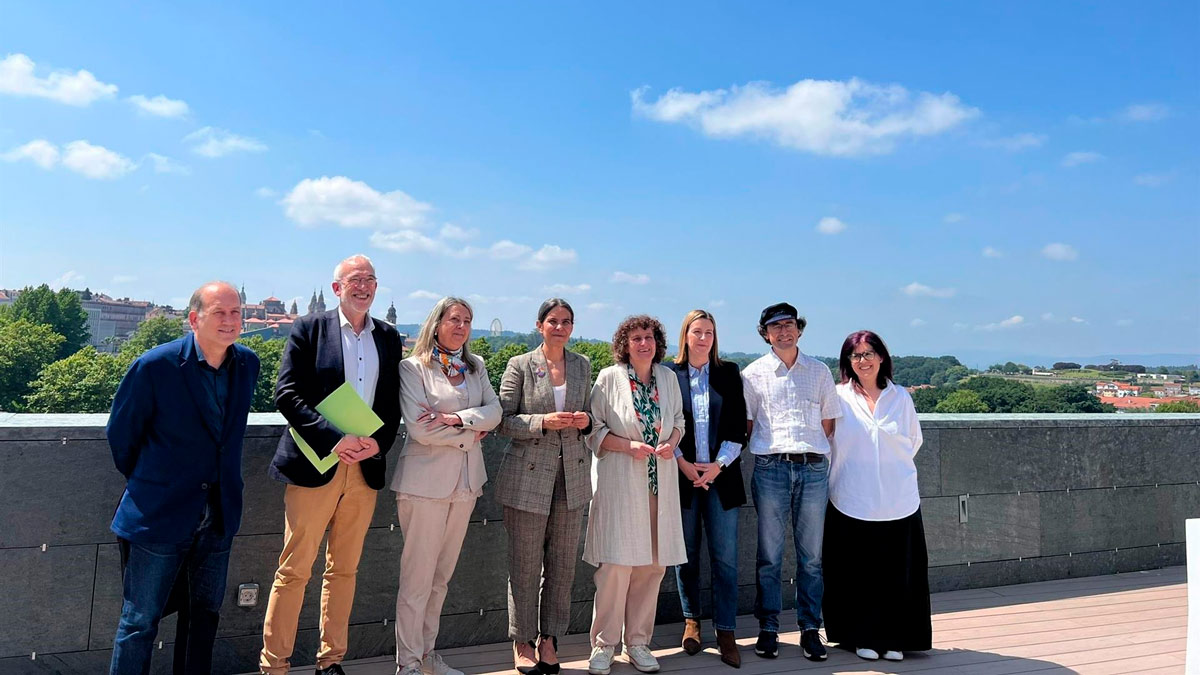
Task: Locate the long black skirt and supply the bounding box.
[822,503,932,652]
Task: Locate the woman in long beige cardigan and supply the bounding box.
[584,315,687,675]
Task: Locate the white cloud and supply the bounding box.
[977,315,1025,331]
[1071,316,1087,324]
[631,77,978,156]
[255,187,278,198]
[408,289,442,301]
[145,153,189,174]
[1041,243,1079,261]
[612,271,650,285]
[710,299,727,308]
[910,318,926,327]
[62,140,135,179]
[111,275,137,284]
[520,245,577,271]
[1041,312,1055,321]
[2,139,59,169]
[816,216,846,235]
[468,293,535,305]
[439,224,477,241]
[370,230,444,254]
[183,126,267,158]
[981,132,1047,151]
[488,240,531,260]
[901,281,955,298]
[982,246,1003,259]
[1061,151,1103,168]
[283,176,431,229]
[51,270,84,289]
[545,283,591,294]
[0,53,117,106]
[129,94,189,118]
[943,212,965,224]
[1120,103,1169,122]
[1115,318,1133,327]
[1133,172,1173,187]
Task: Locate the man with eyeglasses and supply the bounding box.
[740,302,841,662]
[259,254,405,675]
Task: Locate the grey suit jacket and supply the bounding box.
[493,348,594,514]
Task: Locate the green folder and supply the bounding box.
[289,382,384,474]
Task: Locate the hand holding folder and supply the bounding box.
[289,382,384,473]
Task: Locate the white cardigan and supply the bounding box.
[583,363,687,567]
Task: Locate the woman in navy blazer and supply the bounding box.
[668,309,747,669]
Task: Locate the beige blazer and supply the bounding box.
[582,363,687,567]
[390,354,501,499]
[494,348,594,514]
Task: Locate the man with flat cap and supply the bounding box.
[741,302,841,662]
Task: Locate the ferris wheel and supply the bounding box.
[490,318,503,337]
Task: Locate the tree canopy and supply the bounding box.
[0,285,90,358]
[0,319,66,411]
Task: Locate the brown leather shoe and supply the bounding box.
[716,630,741,668]
[682,619,702,655]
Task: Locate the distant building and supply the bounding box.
[386,301,397,325]
[81,293,153,352]
[1094,382,1141,398]
[1100,395,1159,411]
[240,294,300,340]
[0,289,12,307]
[306,289,327,315]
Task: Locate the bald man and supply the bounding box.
[107,281,260,674]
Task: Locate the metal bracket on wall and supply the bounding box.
[959,495,969,523]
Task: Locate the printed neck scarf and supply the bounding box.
[433,344,469,378]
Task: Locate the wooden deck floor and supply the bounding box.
[286,566,1189,675]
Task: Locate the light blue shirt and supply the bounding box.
[678,363,742,467]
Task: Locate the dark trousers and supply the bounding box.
[110,505,230,675]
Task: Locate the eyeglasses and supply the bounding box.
[340,275,377,287]
[850,351,877,363]
[766,321,798,332]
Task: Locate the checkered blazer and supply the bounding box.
[493,348,594,515]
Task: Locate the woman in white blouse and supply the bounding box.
[391,297,501,675]
[825,330,931,663]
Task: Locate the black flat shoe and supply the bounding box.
[536,634,561,675]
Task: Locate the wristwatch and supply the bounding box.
[715,458,726,469]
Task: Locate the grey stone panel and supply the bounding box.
[915,427,942,498]
[939,427,1085,494]
[922,493,1041,567]
[0,545,97,658]
[1039,485,1189,556]
[0,439,126,548]
[90,542,176,650]
[1140,424,1200,484]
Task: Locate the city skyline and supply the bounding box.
[1,3,1197,357]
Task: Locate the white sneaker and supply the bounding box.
[588,645,615,674]
[624,644,660,673]
[421,651,464,675]
[856,647,880,660]
[883,650,904,661]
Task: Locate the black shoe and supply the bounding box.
[800,630,827,661]
[535,634,560,675]
[316,664,347,675]
[754,631,778,659]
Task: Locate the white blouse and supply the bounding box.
[553,383,567,412]
[829,381,924,521]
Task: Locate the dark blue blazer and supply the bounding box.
[107,334,260,545]
[268,310,404,489]
[669,360,748,510]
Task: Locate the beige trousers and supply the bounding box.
[394,496,476,668]
[259,461,377,674]
[590,495,666,648]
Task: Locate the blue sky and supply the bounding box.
[1,3,1197,360]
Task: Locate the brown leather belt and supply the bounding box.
[777,452,826,464]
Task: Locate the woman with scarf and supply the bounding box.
[391,296,501,675]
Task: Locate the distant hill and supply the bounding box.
[950,350,1200,370]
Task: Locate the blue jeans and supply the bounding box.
[110,506,231,675]
[674,489,741,631]
[751,454,828,632]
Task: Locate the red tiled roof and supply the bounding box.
[264,296,280,302]
[1099,396,1157,409]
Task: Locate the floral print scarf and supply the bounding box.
[627,365,662,495]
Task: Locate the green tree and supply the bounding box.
[485,342,529,392]
[118,316,187,361]
[1155,400,1200,413]
[0,284,91,357]
[469,336,492,359]
[1016,384,1113,413]
[569,340,615,381]
[911,386,952,413]
[237,336,286,412]
[24,347,126,413]
[959,376,1034,412]
[934,389,990,413]
[0,319,66,411]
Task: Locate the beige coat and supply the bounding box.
[493,348,594,514]
[583,363,687,567]
[390,354,501,499]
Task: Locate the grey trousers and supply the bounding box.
[503,465,584,641]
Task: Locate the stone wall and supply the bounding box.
[1,412,1195,674]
